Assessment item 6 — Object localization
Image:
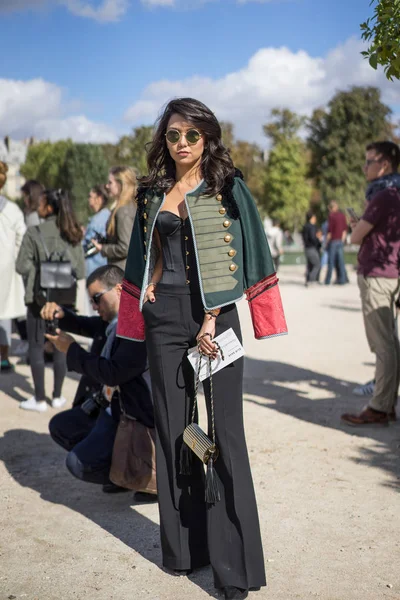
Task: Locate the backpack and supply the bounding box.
[33,226,77,307]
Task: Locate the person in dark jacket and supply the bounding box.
[302,210,322,286]
[43,265,154,496]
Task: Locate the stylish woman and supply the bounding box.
[83,184,110,277]
[117,98,287,599]
[16,189,85,412]
[91,166,137,271]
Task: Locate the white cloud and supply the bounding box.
[0,0,129,22]
[123,37,400,145]
[62,0,129,22]
[141,0,175,6]
[0,78,118,143]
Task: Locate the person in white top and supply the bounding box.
[266,218,284,271]
[0,161,26,371]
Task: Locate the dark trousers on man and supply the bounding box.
[305,247,321,283]
[143,285,266,591]
[49,407,118,484]
[325,240,348,285]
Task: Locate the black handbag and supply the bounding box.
[180,345,223,505]
[34,227,77,306]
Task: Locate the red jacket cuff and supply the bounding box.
[246,276,288,340]
[116,279,145,342]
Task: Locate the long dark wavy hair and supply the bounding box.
[43,189,83,246]
[140,98,235,196]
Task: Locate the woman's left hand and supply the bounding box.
[91,239,103,252]
[196,318,217,359]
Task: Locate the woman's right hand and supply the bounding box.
[143,283,157,304]
[40,302,65,320]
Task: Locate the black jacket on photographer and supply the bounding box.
[59,309,154,428]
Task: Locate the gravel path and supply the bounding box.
[1,265,399,600]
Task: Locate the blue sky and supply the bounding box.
[0,0,399,145]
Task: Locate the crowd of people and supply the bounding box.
[1,97,400,598]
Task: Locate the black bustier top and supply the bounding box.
[156,211,199,290]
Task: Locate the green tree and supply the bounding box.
[63,144,109,223]
[122,126,153,177]
[220,121,235,150]
[220,121,266,202]
[20,141,52,181]
[101,126,153,176]
[361,0,400,80]
[100,143,119,168]
[263,109,311,230]
[307,86,392,213]
[20,140,73,189]
[231,140,266,202]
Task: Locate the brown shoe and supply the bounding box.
[341,407,389,427]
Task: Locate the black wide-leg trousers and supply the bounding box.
[143,285,266,590]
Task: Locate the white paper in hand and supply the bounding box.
[187,328,244,382]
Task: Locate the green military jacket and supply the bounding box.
[126,177,274,308]
[117,176,288,342]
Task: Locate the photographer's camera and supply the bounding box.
[81,389,110,415]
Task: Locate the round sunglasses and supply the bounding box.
[165,128,202,146]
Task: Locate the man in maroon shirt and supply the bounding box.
[325,201,349,285]
[342,141,400,426]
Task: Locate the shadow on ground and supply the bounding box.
[244,358,400,490]
[0,369,34,403]
[1,357,399,596]
[0,428,216,597]
[1,362,89,403]
[324,304,361,313]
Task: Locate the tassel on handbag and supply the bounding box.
[181,347,222,505]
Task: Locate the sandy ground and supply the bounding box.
[1,265,399,600]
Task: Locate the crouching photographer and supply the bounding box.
[43,264,155,499]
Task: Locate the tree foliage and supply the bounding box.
[307,86,392,213]
[221,121,266,202]
[21,141,108,224]
[63,144,109,223]
[101,126,153,176]
[361,0,400,80]
[263,109,311,229]
[20,140,73,188]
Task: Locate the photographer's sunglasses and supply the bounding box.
[165,128,202,145]
[90,289,111,305]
